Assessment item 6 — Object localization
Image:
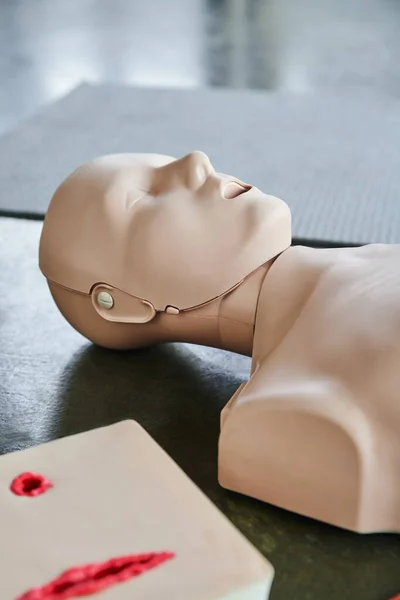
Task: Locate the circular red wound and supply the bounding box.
[10,472,53,497]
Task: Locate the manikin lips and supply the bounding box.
[16,552,175,600]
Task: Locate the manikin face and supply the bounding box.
[39,151,291,315]
[0,421,273,599]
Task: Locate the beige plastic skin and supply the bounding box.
[219,243,400,534]
[0,421,274,599]
[39,152,400,534]
[39,151,291,314]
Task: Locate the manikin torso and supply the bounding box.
[39,151,400,534]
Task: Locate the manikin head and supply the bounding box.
[39,151,291,349]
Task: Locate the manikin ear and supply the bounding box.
[151,151,214,194]
[91,284,156,324]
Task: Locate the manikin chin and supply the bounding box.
[39,151,400,534]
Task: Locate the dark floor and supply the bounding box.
[1,0,400,134]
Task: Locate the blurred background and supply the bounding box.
[1,0,399,135]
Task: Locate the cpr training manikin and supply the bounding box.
[39,150,400,535]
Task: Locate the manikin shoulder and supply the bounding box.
[219,244,400,533]
[244,243,400,439]
[251,242,400,409]
[270,242,400,284]
[254,243,400,352]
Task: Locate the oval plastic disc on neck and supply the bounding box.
[91,282,248,324]
[92,284,156,324]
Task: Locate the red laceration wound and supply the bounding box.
[16,552,175,600]
[10,473,53,497]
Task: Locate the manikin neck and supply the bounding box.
[152,261,273,356]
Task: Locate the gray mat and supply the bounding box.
[1,82,400,245]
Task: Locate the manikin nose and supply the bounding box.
[152,151,215,193]
[181,151,215,190]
